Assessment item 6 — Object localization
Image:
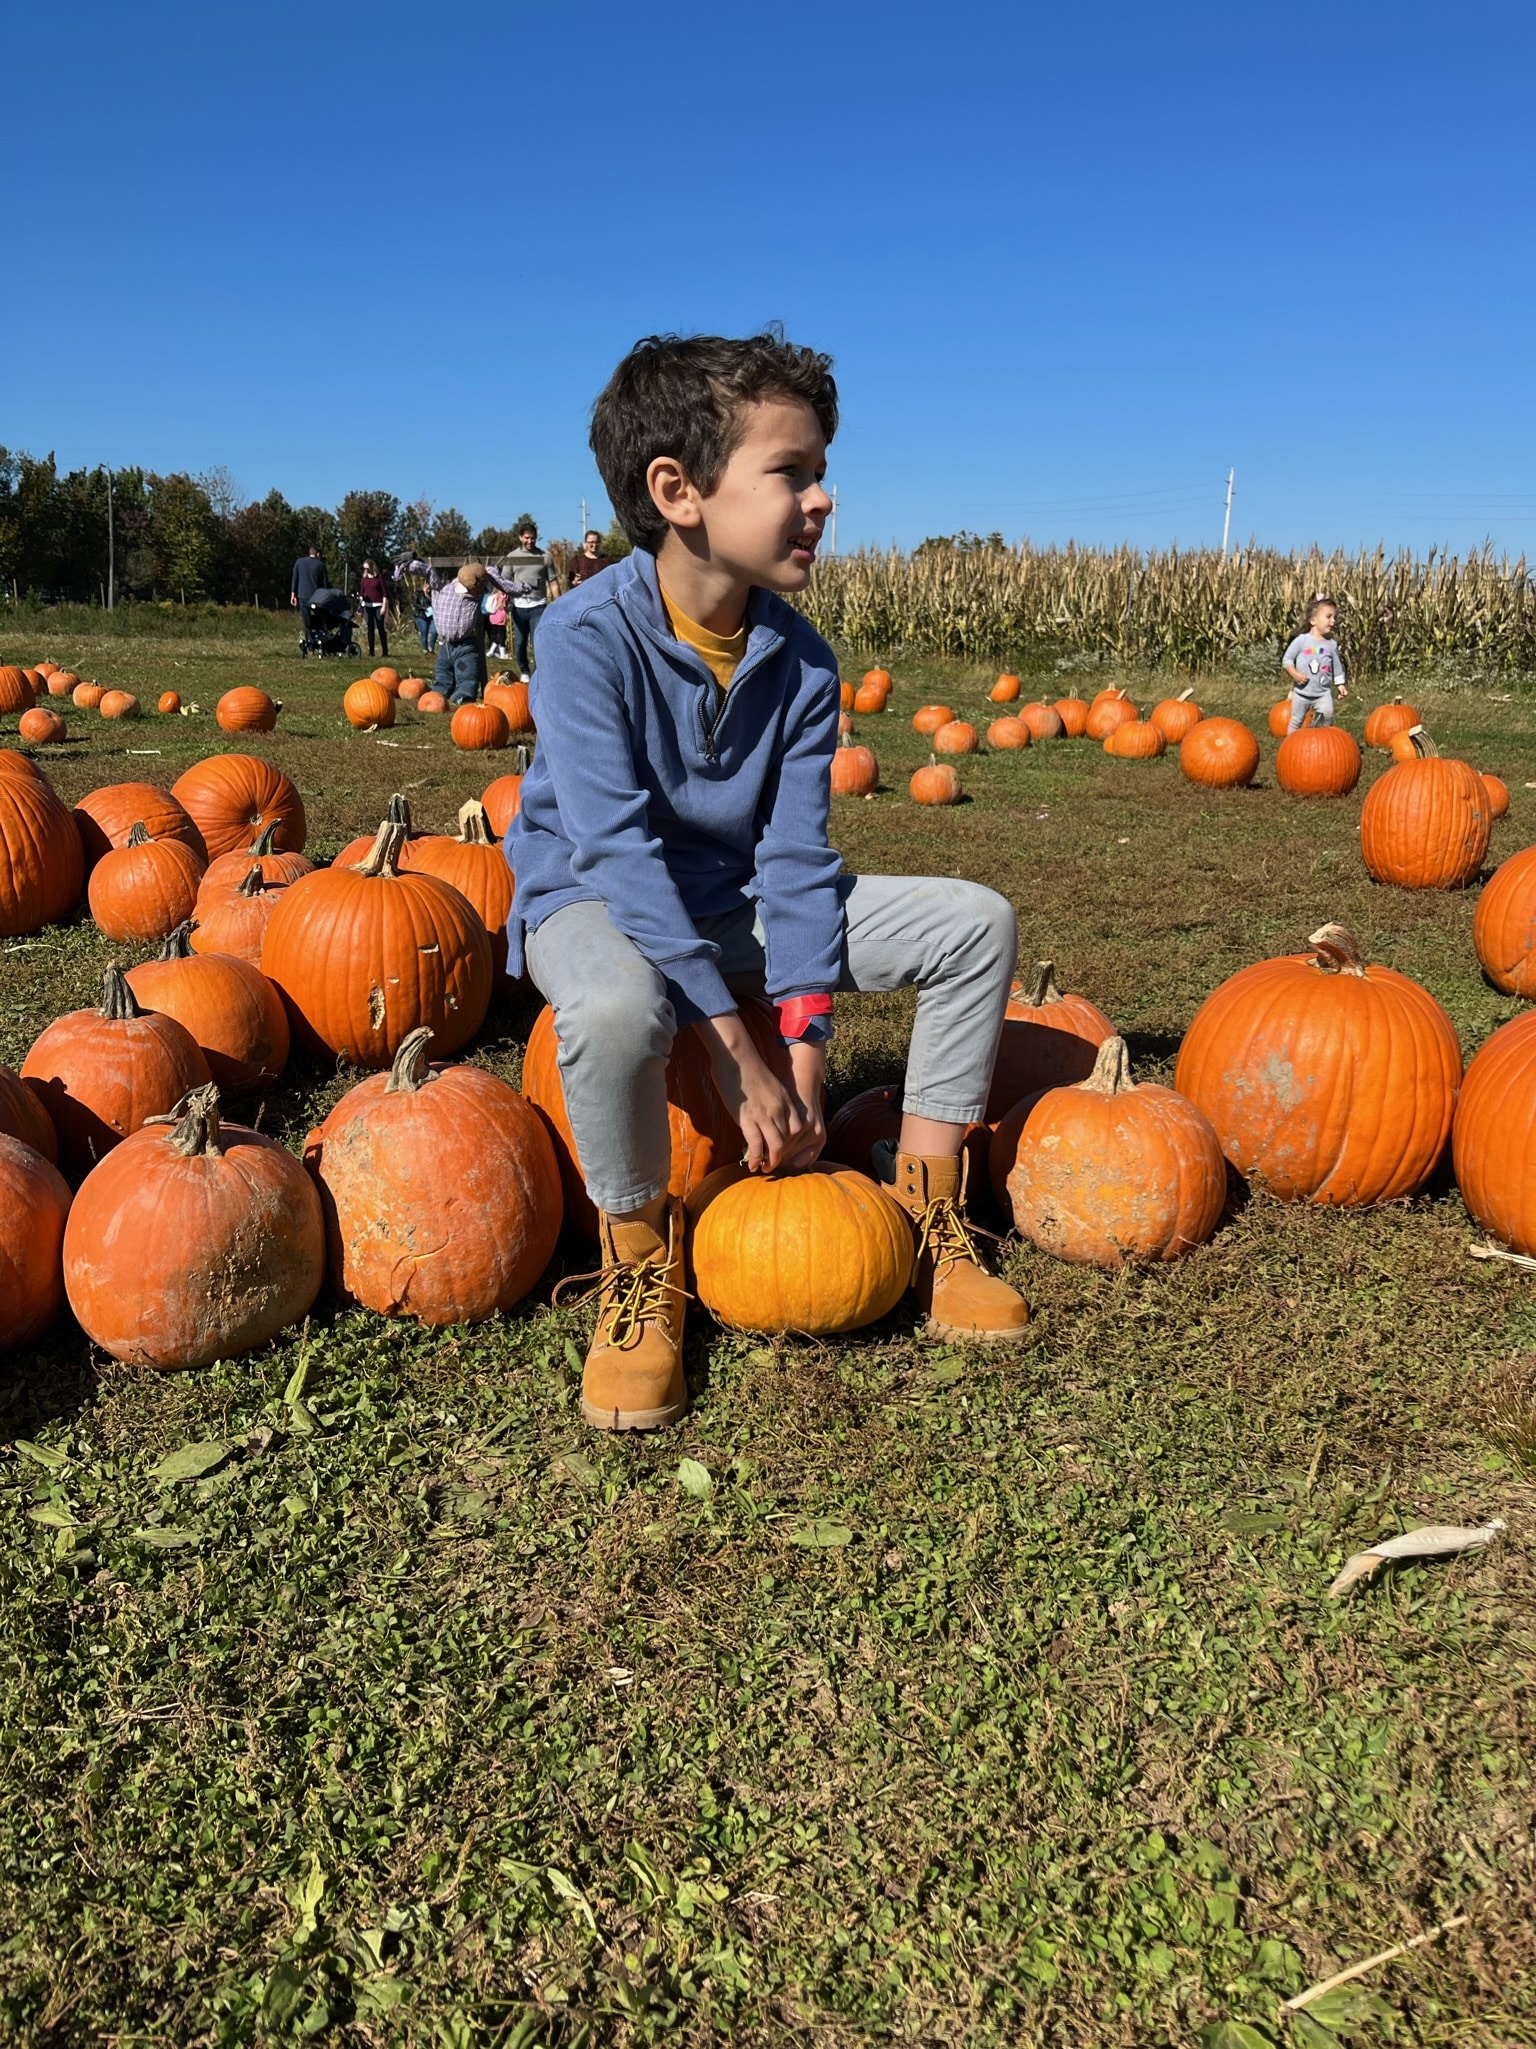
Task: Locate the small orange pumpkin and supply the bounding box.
[371,667,401,693]
[910,759,962,805]
[72,682,103,710]
[853,681,886,714]
[397,675,427,703]
[1481,772,1510,820]
[484,678,532,732]
[88,821,205,942]
[1267,699,1292,738]
[1085,690,1137,741]
[1363,699,1420,750]
[933,719,978,756]
[19,707,66,745]
[863,668,892,692]
[1053,696,1090,736]
[986,716,1030,750]
[343,677,396,730]
[216,687,279,732]
[1149,688,1202,743]
[45,670,73,699]
[990,674,1021,703]
[1104,719,1166,759]
[840,681,855,712]
[482,756,529,838]
[831,735,878,796]
[158,691,181,715]
[1020,702,1066,742]
[417,690,449,713]
[98,691,140,719]
[451,701,510,751]
[912,704,955,736]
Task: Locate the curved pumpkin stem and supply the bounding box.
[1175,686,1194,702]
[1308,923,1368,977]
[99,964,142,1020]
[1017,960,1064,1007]
[384,1026,436,1094]
[457,799,495,847]
[248,820,281,856]
[234,864,266,898]
[357,820,408,879]
[1080,1034,1133,1095]
[1405,725,1437,757]
[157,921,196,960]
[126,820,151,847]
[158,1084,224,1157]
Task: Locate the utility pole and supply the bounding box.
[829,485,838,558]
[104,467,115,610]
[1220,468,1234,559]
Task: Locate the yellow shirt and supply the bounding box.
[660,585,749,691]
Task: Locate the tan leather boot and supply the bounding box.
[577,1200,689,1431]
[880,1147,1030,1343]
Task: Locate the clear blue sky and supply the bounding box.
[7,1,1535,558]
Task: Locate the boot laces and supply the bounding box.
[552,1250,689,1349]
[917,1193,995,1277]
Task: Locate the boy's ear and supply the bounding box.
[646,455,704,533]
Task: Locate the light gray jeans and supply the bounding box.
[525,876,1017,1214]
[1287,688,1335,731]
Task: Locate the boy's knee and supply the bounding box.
[557,972,673,1065]
[940,880,1017,973]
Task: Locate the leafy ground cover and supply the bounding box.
[1,621,1533,2047]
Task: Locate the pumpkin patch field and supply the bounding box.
[2,618,1535,2046]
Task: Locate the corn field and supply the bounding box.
[796,544,1536,677]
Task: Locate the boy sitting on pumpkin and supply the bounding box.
[507,331,1027,1431]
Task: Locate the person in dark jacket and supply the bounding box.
[290,545,329,624]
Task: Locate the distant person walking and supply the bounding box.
[432,561,530,706]
[566,529,611,587]
[503,521,560,679]
[290,544,329,628]
[1282,595,1350,732]
[412,577,437,654]
[358,559,390,658]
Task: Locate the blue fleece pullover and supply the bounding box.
[506,550,844,1023]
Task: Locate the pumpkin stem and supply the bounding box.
[1176,686,1194,701]
[157,921,196,960]
[1405,725,1437,757]
[249,820,281,856]
[384,1026,435,1093]
[1081,1035,1133,1095]
[99,964,142,1021]
[235,864,265,898]
[1019,960,1063,1007]
[160,1084,224,1157]
[510,744,530,775]
[457,799,495,846]
[357,820,408,878]
[383,792,414,831]
[126,820,151,847]
[1308,923,1368,976]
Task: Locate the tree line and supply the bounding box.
[0,450,626,608]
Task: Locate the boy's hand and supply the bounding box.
[781,1040,828,1173]
[693,1012,825,1175]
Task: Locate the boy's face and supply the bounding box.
[694,399,831,593]
[1311,605,1336,637]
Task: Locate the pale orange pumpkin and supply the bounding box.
[910,760,962,804]
[98,690,140,720]
[1019,702,1066,741]
[912,704,955,736]
[830,735,878,796]
[986,716,1030,750]
[932,719,979,756]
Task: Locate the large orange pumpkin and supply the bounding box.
[910,760,962,804]
[402,799,515,978]
[1363,699,1420,750]
[522,996,788,1238]
[190,865,286,969]
[990,674,1021,703]
[0,1134,72,1348]
[484,678,532,732]
[1104,719,1166,759]
[1150,688,1202,744]
[171,754,307,861]
[0,766,86,936]
[1179,717,1260,789]
[63,1084,324,1369]
[1174,923,1461,1204]
[343,677,396,730]
[73,781,206,869]
[260,818,493,1068]
[1359,732,1491,889]
[933,719,978,756]
[1019,702,1066,742]
[0,666,34,715]
[986,960,1115,1121]
[0,1058,58,1161]
[304,1027,562,1323]
[216,687,279,732]
[1085,690,1137,741]
[1472,844,1536,995]
[831,735,878,796]
[21,965,212,1180]
[1274,723,1362,796]
[18,706,65,745]
[126,924,290,1092]
[451,701,510,751]
[201,819,315,891]
[912,705,955,737]
[986,716,1030,750]
[1052,696,1089,737]
[689,1164,914,1334]
[88,821,204,942]
[1453,1010,1536,1255]
[1005,1037,1226,1265]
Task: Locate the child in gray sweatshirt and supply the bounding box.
[1282,596,1350,732]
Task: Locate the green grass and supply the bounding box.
[2,618,1534,2048]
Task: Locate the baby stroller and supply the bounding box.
[299,587,361,658]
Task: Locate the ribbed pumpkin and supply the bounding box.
[0,766,86,936]
[986,716,1030,750]
[933,719,978,756]
[990,674,1021,703]
[522,996,788,1238]
[1472,844,1536,995]
[21,965,212,1180]
[1149,688,1202,743]
[689,1164,914,1333]
[986,960,1116,1121]
[19,706,65,745]
[172,755,307,861]
[852,680,887,714]
[261,818,493,1068]
[910,760,962,804]
[0,666,34,714]
[912,705,954,736]
[88,822,204,941]
[126,924,289,1091]
[1104,719,1166,759]
[0,749,45,784]
[343,677,396,730]
[157,691,181,714]
[451,701,510,751]
[1267,700,1292,739]
[201,819,315,891]
[216,687,279,732]
[397,676,428,703]
[1020,702,1066,741]
[74,781,206,869]
[485,678,532,732]
[71,682,102,709]
[1180,717,1260,789]
[417,690,449,713]
[63,1085,324,1369]
[1359,731,1491,889]
[1174,923,1461,1204]
[0,1059,58,1161]
[1005,1037,1226,1265]
[1452,1010,1536,1256]
[190,865,286,968]
[830,736,878,796]
[304,1027,562,1323]
[402,799,515,978]
[1481,772,1510,820]
[1053,696,1090,736]
[99,690,140,719]
[1364,699,1420,750]
[1275,723,1362,796]
[1085,689,1137,741]
[0,1135,72,1348]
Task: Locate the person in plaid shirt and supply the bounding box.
[429,562,532,705]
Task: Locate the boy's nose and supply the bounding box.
[805,483,833,517]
